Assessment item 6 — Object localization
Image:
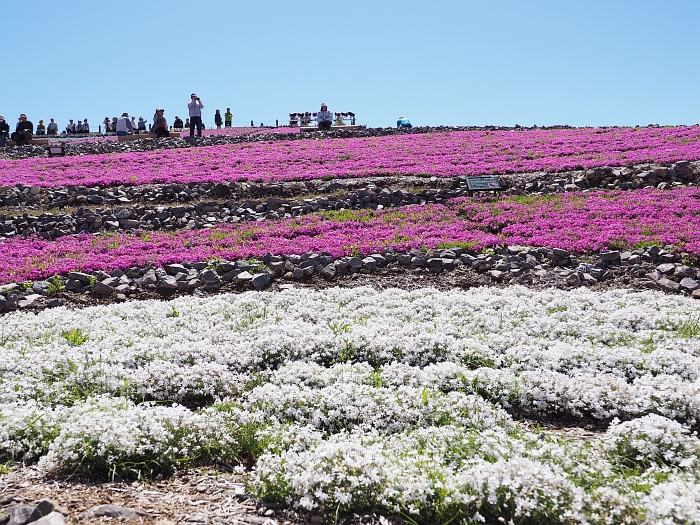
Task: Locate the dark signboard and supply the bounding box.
[466,176,502,191]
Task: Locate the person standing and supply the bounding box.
[0,115,9,147]
[47,118,58,135]
[214,109,223,129]
[187,93,204,137]
[115,112,134,136]
[12,114,34,146]
[316,103,332,131]
[224,108,232,127]
[103,117,112,133]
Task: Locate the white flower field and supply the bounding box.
[2,285,700,523]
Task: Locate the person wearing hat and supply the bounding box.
[66,119,75,134]
[103,117,112,133]
[47,118,58,135]
[0,115,9,147]
[115,112,134,136]
[11,114,33,146]
[316,103,332,131]
[153,109,169,138]
[187,93,204,137]
[137,117,147,134]
[36,120,46,135]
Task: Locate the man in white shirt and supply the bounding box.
[187,93,204,137]
[115,112,134,136]
[316,103,332,131]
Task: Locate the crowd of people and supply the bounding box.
[0,95,387,147]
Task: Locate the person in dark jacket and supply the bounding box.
[11,114,33,146]
[214,109,223,129]
[173,116,184,129]
[0,115,9,147]
[153,109,169,138]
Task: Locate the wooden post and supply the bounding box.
[276,119,278,127]
[251,120,254,127]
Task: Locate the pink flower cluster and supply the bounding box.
[1,127,700,188]
[2,187,699,284]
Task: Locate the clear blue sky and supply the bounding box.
[3,0,699,130]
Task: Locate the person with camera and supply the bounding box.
[187,93,204,137]
[115,112,134,136]
[12,114,34,146]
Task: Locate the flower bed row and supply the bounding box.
[1,187,699,285]
[1,286,699,522]
[3,127,700,188]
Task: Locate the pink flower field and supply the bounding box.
[1,186,698,284]
[2,126,700,188]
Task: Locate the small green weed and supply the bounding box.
[61,329,89,347]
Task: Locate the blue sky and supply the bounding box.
[3,1,699,129]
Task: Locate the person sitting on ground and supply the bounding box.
[185,117,190,129]
[0,115,9,147]
[397,116,412,128]
[173,115,184,129]
[82,119,90,133]
[111,117,118,133]
[103,117,111,133]
[334,113,345,126]
[47,118,58,135]
[115,112,134,136]
[316,103,332,131]
[76,120,84,133]
[137,117,147,134]
[12,114,34,146]
[131,116,137,133]
[153,108,169,138]
[66,119,74,133]
[36,120,46,135]
[224,108,232,127]
[214,109,223,129]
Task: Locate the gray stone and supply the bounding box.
[657,277,681,293]
[566,273,581,286]
[67,271,90,283]
[252,272,271,289]
[142,270,157,286]
[411,255,427,267]
[156,276,178,291]
[361,257,377,270]
[91,281,114,296]
[235,260,251,271]
[628,254,642,265]
[680,277,699,291]
[347,257,363,269]
[85,505,145,521]
[115,208,131,219]
[27,512,65,525]
[236,271,253,282]
[119,219,139,229]
[199,269,221,284]
[18,294,42,308]
[8,501,54,525]
[321,264,337,280]
[620,251,633,261]
[645,270,662,282]
[369,254,386,266]
[32,281,51,295]
[552,248,570,258]
[397,253,412,265]
[488,270,505,281]
[599,250,620,261]
[657,263,676,274]
[101,277,121,288]
[581,273,598,284]
[164,263,188,275]
[292,268,305,279]
[427,258,443,267]
[47,298,63,308]
[221,270,240,282]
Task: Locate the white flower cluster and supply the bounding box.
[1,285,700,521]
